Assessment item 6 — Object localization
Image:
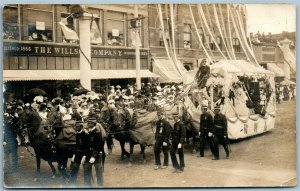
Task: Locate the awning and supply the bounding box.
[152,58,186,83]
[3,69,159,82]
[267,63,285,77]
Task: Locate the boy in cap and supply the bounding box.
[213,105,229,159]
[154,110,171,170]
[199,101,218,160]
[170,112,186,173]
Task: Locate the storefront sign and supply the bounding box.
[3,42,148,58]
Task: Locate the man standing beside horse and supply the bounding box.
[83,118,106,187]
[154,109,171,170]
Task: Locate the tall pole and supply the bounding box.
[134,5,141,91]
[79,13,92,91]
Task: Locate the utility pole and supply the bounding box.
[134,5,141,91]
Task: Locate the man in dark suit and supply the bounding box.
[154,110,171,170]
[170,112,186,173]
[213,106,230,159]
[199,104,218,160]
[83,118,105,187]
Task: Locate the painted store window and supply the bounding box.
[104,11,125,46]
[3,5,19,40]
[25,5,53,42]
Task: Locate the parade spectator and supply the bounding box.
[154,110,171,170]
[170,112,186,173]
[71,105,82,121]
[38,103,48,121]
[213,106,230,159]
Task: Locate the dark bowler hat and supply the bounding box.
[214,105,221,110]
[87,118,97,124]
[75,121,84,127]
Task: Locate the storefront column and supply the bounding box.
[134,5,141,91]
[280,39,291,80]
[79,13,92,90]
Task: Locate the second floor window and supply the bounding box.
[3,6,19,40]
[183,24,191,49]
[233,38,240,52]
[104,11,125,46]
[26,6,53,42]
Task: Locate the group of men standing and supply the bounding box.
[153,103,230,173]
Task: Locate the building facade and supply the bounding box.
[250,31,296,82]
[3,4,247,100]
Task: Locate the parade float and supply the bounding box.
[183,59,276,140]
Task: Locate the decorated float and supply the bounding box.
[183,60,276,140]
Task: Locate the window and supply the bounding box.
[60,13,77,43]
[88,8,102,45]
[128,14,143,47]
[26,6,53,42]
[104,11,125,46]
[208,36,216,51]
[183,24,191,49]
[233,38,240,52]
[159,19,170,47]
[3,6,19,40]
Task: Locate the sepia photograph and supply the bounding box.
[1,3,296,188]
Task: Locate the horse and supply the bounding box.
[108,105,147,163]
[21,107,75,181]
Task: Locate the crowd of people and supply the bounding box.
[3,82,187,186]
[3,80,295,186]
[275,83,296,104]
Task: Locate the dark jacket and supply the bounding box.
[200,112,214,134]
[86,127,102,161]
[155,118,171,142]
[171,120,186,143]
[213,113,228,136]
[75,130,89,153]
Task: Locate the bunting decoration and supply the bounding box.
[59,21,79,40]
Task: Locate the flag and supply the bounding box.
[59,21,79,40]
[90,20,102,44]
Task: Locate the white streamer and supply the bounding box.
[188,4,213,63]
[229,6,251,62]
[227,5,236,60]
[213,4,232,59]
[198,5,227,59]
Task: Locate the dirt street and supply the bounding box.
[3,100,296,188]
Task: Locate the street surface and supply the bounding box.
[3,100,296,188]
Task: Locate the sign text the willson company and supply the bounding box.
[3,42,148,58]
